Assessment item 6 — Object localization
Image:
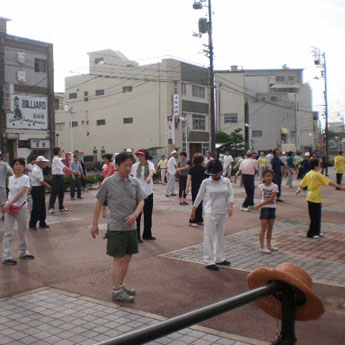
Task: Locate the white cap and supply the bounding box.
[305,152,310,156]
[36,156,49,162]
[125,148,133,153]
[171,150,177,155]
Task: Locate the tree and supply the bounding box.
[216,129,246,157]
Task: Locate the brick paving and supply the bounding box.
[0,288,263,345]
[161,220,345,287]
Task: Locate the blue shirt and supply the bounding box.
[70,161,83,176]
[271,156,285,174]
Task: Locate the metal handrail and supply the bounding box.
[95,281,297,345]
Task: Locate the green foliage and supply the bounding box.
[216,128,246,157]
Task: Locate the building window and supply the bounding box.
[192,85,205,98]
[123,117,133,124]
[123,86,133,93]
[224,113,238,123]
[56,122,65,131]
[95,89,104,96]
[288,76,294,82]
[202,143,209,156]
[84,91,88,102]
[276,76,285,82]
[72,121,78,128]
[193,114,206,130]
[93,149,97,154]
[271,96,277,101]
[97,119,106,126]
[174,81,178,94]
[261,96,266,101]
[95,57,104,64]
[69,93,77,99]
[81,120,85,124]
[181,83,187,96]
[55,98,60,110]
[18,140,30,148]
[34,58,47,72]
[252,130,262,138]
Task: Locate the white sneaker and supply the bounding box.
[311,235,319,239]
[49,208,54,214]
[189,223,198,227]
[248,206,255,210]
[241,207,250,212]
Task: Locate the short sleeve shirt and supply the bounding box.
[258,157,268,168]
[8,175,30,206]
[258,183,279,208]
[178,160,191,177]
[188,165,206,191]
[271,157,285,174]
[300,170,331,203]
[52,156,66,175]
[96,174,146,231]
[131,161,155,196]
[240,158,258,175]
[103,163,115,178]
[167,157,177,175]
[287,157,295,169]
[31,165,44,187]
[0,161,11,188]
[335,156,345,174]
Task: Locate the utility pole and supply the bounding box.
[193,0,216,157]
[313,47,329,155]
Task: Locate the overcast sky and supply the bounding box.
[3,0,345,124]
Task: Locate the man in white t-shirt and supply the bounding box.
[223,150,234,179]
[234,150,258,212]
[48,147,76,214]
[165,150,178,197]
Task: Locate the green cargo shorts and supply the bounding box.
[106,230,138,258]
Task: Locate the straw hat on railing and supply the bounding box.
[247,263,325,321]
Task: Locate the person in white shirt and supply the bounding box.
[223,150,234,179]
[0,152,13,220]
[26,157,36,184]
[29,156,51,230]
[190,159,234,271]
[266,150,273,163]
[204,151,214,166]
[234,150,259,212]
[131,149,156,242]
[48,147,76,214]
[2,158,33,265]
[165,150,178,197]
[157,155,168,185]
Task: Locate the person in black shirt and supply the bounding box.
[186,153,206,227]
[270,148,293,202]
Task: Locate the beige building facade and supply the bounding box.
[55,50,211,161]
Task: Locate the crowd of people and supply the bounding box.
[1,147,345,303]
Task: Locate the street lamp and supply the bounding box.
[312,47,328,155]
[245,123,251,150]
[193,0,216,158]
[63,104,74,154]
[180,116,189,157]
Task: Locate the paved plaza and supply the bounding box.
[1,170,345,345]
[0,288,263,345]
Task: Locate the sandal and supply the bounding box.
[268,247,279,252]
[260,248,271,254]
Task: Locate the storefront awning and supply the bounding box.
[281,127,289,135]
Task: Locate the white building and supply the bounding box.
[55,50,211,161]
[244,69,314,153]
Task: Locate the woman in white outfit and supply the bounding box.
[190,159,234,271]
[2,158,33,265]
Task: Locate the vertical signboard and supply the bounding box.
[167,115,175,144]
